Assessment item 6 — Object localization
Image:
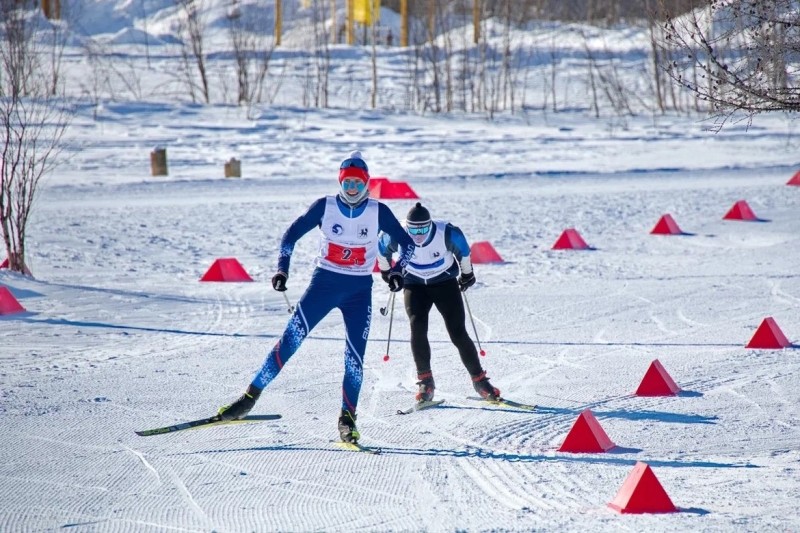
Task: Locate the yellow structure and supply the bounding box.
[353,0,379,26]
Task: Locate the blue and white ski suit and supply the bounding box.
[250,195,414,413]
[377,221,484,378]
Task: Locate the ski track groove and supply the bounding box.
[4,173,799,531]
[170,437,417,531]
[164,466,214,531]
[769,279,800,306]
[0,510,197,533]
[122,444,162,484]
[477,275,796,360]
[405,409,584,514]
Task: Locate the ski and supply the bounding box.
[334,441,382,454]
[396,399,446,415]
[135,414,282,436]
[467,396,537,411]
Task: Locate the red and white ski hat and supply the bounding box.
[338,150,370,184]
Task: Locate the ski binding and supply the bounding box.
[467,396,537,411]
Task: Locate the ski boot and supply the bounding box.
[338,409,360,443]
[415,372,435,402]
[472,371,501,401]
[218,384,262,421]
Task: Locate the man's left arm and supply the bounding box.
[446,224,475,291]
[378,203,415,271]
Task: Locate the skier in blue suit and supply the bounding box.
[377,202,501,404]
[218,151,415,443]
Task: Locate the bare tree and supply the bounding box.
[662,0,800,124]
[581,30,601,118]
[175,0,210,103]
[78,38,113,118]
[370,1,378,109]
[227,0,277,112]
[0,0,71,275]
[311,0,332,108]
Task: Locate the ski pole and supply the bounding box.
[379,292,393,316]
[383,292,396,362]
[463,292,486,356]
[283,292,295,314]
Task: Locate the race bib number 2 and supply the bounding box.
[326,242,367,266]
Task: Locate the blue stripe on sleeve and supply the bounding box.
[378,232,396,258]
[378,203,415,269]
[446,224,471,259]
[277,197,326,274]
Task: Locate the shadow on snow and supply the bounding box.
[187,443,755,471]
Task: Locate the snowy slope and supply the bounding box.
[2,102,800,531]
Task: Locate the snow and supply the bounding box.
[2,2,800,532]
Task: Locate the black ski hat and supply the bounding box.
[406,202,431,226]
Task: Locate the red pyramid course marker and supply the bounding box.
[558,409,616,453]
[650,214,684,235]
[0,258,8,269]
[722,200,758,221]
[367,177,388,197]
[787,171,800,186]
[368,177,419,199]
[608,461,678,514]
[635,359,681,396]
[200,258,254,282]
[470,241,504,264]
[746,317,791,349]
[0,286,26,315]
[552,228,589,250]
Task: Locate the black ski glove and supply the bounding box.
[272,272,288,292]
[458,271,476,292]
[387,271,404,292]
[380,270,391,284]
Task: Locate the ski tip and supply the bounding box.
[397,399,445,415]
[334,441,382,454]
[134,428,167,437]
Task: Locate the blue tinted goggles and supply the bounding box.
[340,158,369,171]
[407,224,430,236]
[341,178,366,192]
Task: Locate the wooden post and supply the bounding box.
[275,0,282,46]
[150,148,168,176]
[224,158,241,178]
[42,0,61,19]
[400,0,408,46]
[473,0,480,44]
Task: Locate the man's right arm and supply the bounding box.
[276,197,326,275]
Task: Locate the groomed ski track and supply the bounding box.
[1,135,799,531]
